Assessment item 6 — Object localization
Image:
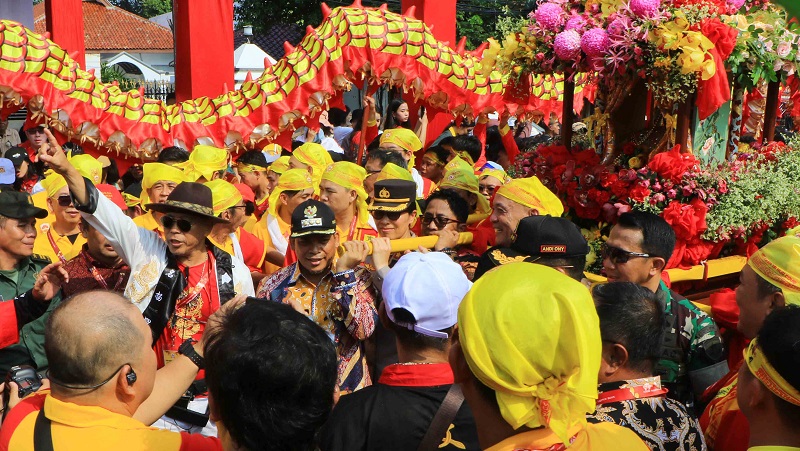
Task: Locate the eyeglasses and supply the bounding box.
[161,215,193,233]
[421,214,460,228]
[601,244,651,264]
[373,210,408,221]
[479,184,499,196]
[56,195,73,207]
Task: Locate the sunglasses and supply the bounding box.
[161,215,193,233]
[601,244,651,264]
[56,195,73,207]
[421,214,459,228]
[373,210,408,221]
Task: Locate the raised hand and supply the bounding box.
[32,262,69,302]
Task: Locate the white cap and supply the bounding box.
[0,158,15,184]
[382,252,472,339]
[262,144,282,164]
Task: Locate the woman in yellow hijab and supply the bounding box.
[452,263,649,451]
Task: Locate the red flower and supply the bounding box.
[573,149,600,167]
[600,173,619,189]
[629,184,651,203]
[661,199,709,242]
[622,142,637,156]
[647,145,699,183]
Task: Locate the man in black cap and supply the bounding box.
[5,147,39,194]
[473,215,590,281]
[39,129,254,434]
[0,190,69,373]
[255,199,377,394]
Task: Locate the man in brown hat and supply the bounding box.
[39,129,254,434]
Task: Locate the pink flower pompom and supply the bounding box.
[630,0,661,18]
[726,0,746,11]
[535,2,566,31]
[554,29,582,61]
[581,27,610,57]
[607,17,630,37]
[565,15,587,31]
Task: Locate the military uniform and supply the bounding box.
[0,253,58,374]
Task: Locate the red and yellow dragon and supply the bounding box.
[0,2,590,159]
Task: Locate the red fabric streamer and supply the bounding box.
[696,19,738,121]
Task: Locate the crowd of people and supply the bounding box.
[0,99,797,451]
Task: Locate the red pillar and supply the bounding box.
[44,0,85,67]
[173,0,234,102]
[401,0,457,149]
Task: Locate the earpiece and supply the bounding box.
[125,368,137,385]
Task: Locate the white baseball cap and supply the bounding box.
[382,252,472,338]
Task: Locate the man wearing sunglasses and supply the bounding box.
[255,199,377,394]
[603,211,726,411]
[39,130,255,434]
[31,173,87,265]
[421,188,481,280]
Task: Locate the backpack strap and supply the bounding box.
[417,384,465,451]
[33,408,54,451]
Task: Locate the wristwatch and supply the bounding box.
[178,339,205,370]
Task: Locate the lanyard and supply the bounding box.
[85,260,109,290]
[176,255,211,309]
[347,215,358,241]
[46,229,68,265]
[596,384,669,405]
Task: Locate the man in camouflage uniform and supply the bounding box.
[0,191,61,374]
[602,211,727,411]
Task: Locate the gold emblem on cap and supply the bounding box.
[304,205,317,218]
[378,187,391,199]
[491,249,527,265]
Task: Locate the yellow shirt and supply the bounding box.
[486,422,649,451]
[254,214,291,275]
[2,391,221,450]
[32,223,86,264]
[207,227,267,272]
[133,211,163,237]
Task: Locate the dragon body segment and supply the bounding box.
[0,4,578,158]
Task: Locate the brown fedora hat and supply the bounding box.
[145,182,228,223]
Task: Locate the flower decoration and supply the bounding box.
[535,2,568,31]
[631,0,662,17]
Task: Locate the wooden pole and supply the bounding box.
[562,79,575,147]
[763,80,781,143]
[676,94,694,153]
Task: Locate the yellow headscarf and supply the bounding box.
[141,163,186,207]
[178,145,229,182]
[480,168,510,185]
[381,128,423,167]
[122,192,141,208]
[69,154,103,185]
[270,156,290,175]
[267,168,314,218]
[322,162,370,228]
[205,179,243,216]
[41,173,67,199]
[444,156,474,174]
[495,177,564,217]
[292,143,333,193]
[376,163,415,183]
[438,166,491,215]
[458,263,601,444]
[747,235,800,305]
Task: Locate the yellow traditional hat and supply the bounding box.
[205,179,243,216]
[380,128,423,167]
[122,192,141,208]
[444,156,474,174]
[267,168,314,218]
[480,168,510,184]
[458,263,601,444]
[495,176,564,217]
[747,235,800,305]
[438,166,491,215]
[41,172,67,199]
[269,156,291,175]
[141,162,186,208]
[292,143,333,194]
[322,161,370,228]
[376,163,414,184]
[69,154,103,185]
[178,145,229,182]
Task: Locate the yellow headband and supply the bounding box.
[142,163,185,190]
[381,128,422,168]
[205,179,243,216]
[458,263,600,443]
[42,173,67,199]
[439,167,491,215]
[270,156,290,175]
[744,337,800,406]
[495,177,564,217]
[376,163,415,183]
[480,168,510,185]
[236,163,267,174]
[267,168,314,218]
[69,154,103,185]
[423,151,446,166]
[178,145,229,182]
[322,162,370,227]
[122,192,140,208]
[747,235,800,306]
